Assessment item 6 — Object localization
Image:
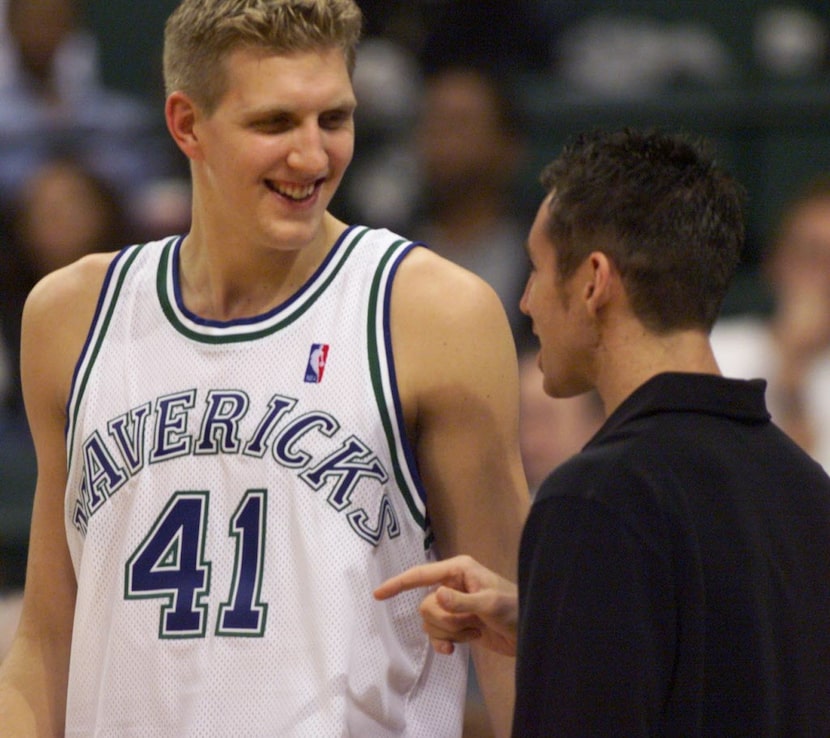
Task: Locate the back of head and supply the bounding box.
[541,129,746,333]
[163,0,362,113]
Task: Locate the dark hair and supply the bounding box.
[541,129,746,332]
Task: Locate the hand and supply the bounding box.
[374,555,518,657]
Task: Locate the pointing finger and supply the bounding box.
[373,560,461,600]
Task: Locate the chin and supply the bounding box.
[542,372,577,400]
[541,374,560,399]
[265,218,325,250]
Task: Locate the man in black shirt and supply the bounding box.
[376,129,830,736]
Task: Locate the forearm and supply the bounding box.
[471,645,515,738]
[0,636,68,736]
[0,686,40,736]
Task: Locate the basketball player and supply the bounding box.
[0,1,528,735]
[376,129,830,735]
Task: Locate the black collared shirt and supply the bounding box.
[514,372,830,737]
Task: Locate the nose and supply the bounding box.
[286,122,328,175]
[519,276,532,316]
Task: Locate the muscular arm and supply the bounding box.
[391,248,530,737]
[0,255,113,735]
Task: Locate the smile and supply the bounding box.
[266,180,320,202]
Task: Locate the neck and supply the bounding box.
[178,212,347,321]
[595,321,721,416]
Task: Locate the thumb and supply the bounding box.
[436,585,480,615]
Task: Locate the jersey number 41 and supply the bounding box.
[124,490,267,638]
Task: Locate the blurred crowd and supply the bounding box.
[0,0,190,657]
[1,2,830,696]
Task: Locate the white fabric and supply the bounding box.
[63,227,467,736]
[711,315,830,470]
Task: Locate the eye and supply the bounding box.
[250,113,293,134]
[319,108,354,130]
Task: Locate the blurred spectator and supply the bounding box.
[408,65,532,338]
[0,0,176,211]
[518,350,604,495]
[336,36,423,232]
[357,0,558,74]
[712,174,830,470]
[0,156,130,416]
[0,156,128,645]
[754,5,828,80]
[342,62,532,336]
[557,12,735,98]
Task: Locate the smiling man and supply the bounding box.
[0,2,528,735]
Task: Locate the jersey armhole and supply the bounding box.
[366,239,431,544]
[65,241,156,459]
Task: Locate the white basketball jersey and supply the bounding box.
[63,226,468,736]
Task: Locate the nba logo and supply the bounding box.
[304,343,330,383]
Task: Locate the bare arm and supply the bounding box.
[0,255,113,735]
[390,248,530,738]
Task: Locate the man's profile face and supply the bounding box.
[521,196,595,400]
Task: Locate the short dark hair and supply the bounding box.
[541,129,746,332]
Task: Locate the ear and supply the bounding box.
[165,91,202,161]
[583,252,616,317]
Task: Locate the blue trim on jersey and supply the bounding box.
[366,237,429,534]
[382,245,429,513]
[158,226,371,342]
[65,241,155,446]
[170,226,361,329]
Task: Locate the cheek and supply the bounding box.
[530,285,560,331]
[523,278,543,316]
[328,131,355,170]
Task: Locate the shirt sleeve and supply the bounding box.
[512,492,677,737]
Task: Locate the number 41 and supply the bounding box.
[125,490,268,639]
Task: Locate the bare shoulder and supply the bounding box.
[22,252,118,410]
[390,246,520,426]
[1,255,117,728]
[392,246,509,330]
[24,251,116,319]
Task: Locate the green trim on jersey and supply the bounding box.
[67,228,430,537]
[367,240,428,532]
[156,227,371,343]
[66,241,152,468]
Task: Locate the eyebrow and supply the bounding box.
[244,96,357,120]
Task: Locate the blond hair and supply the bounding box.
[164,0,362,113]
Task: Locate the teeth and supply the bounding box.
[274,182,315,200]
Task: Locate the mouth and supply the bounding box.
[265,179,322,202]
